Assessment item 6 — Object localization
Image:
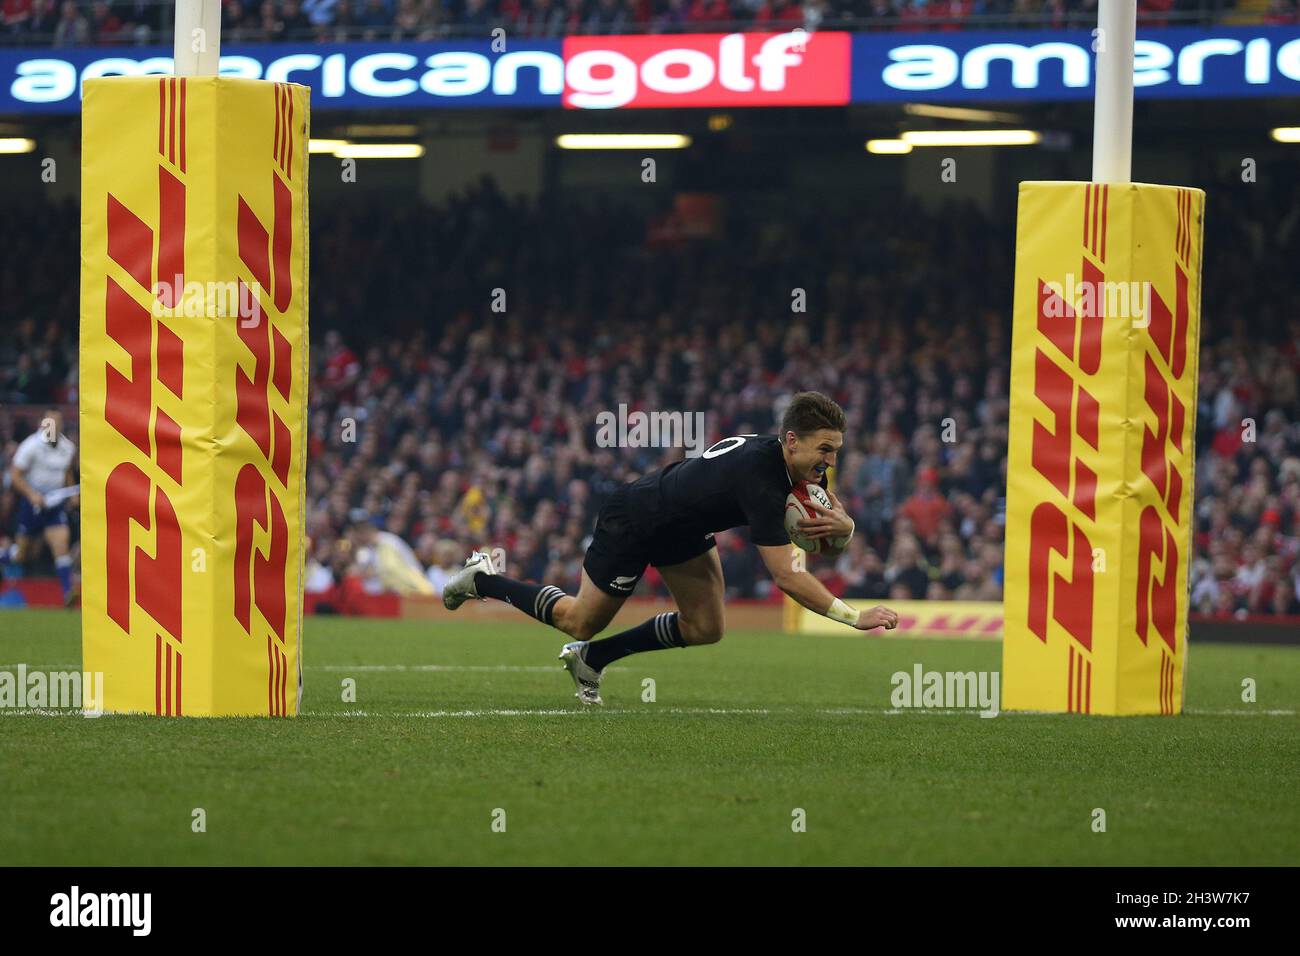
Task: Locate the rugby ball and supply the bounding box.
[785,481,833,554]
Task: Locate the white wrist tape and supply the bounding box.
[826,598,860,626]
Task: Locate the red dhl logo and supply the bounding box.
[232,82,298,716]
[1024,184,1196,714]
[101,77,188,715]
[1136,187,1197,713]
[893,613,1003,637]
[1025,183,1109,712]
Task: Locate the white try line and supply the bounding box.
[0,707,772,718]
[0,664,622,673]
[331,707,782,718]
[0,706,1294,719]
[312,706,1298,718]
[306,664,626,673]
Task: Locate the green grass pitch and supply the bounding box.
[1,608,1297,865]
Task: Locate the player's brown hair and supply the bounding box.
[781,391,846,438]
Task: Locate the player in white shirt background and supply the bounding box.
[7,408,78,602]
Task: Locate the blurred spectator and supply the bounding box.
[654,0,689,31]
[1264,0,1297,24]
[518,0,566,34]
[356,0,391,30]
[460,0,493,32]
[848,431,909,536]
[838,538,888,598]
[587,0,626,30]
[0,0,1246,43]
[422,537,469,594]
[899,466,952,542]
[26,0,58,33]
[51,0,88,44]
[88,0,123,42]
[115,0,163,41]
[686,0,728,23]
[753,0,804,25]
[281,0,312,33]
[2,0,33,33]
[303,0,340,26]
[346,509,435,595]
[884,535,931,599]
[222,0,260,38]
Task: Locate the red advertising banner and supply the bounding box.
[562,32,851,109]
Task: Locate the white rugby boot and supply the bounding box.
[441,550,497,611]
[558,641,604,706]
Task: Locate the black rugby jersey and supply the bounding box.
[621,434,800,547]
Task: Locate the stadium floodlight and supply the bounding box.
[309,139,351,153]
[555,134,692,150]
[343,124,420,137]
[0,137,36,153]
[900,130,1042,147]
[331,143,425,159]
[1270,127,1300,143]
[903,104,1022,124]
[865,139,912,154]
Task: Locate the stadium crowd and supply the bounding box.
[0,0,1269,46]
[2,169,1299,615]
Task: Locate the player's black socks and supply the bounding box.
[474,573,567,626]
[583,612,686,672]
